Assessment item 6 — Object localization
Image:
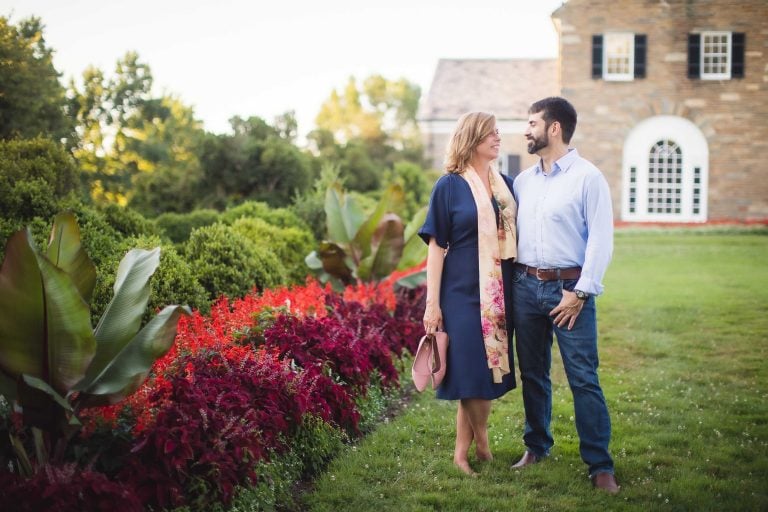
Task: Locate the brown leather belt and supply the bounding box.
[514,263,581,281]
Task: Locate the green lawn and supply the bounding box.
[303,229,768,512]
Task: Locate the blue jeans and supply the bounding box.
[512,269,614,476]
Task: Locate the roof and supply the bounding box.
[418,58,559,121]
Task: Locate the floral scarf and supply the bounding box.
[461,167,517,383]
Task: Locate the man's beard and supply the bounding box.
[526,133,549,154]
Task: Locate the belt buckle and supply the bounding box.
[535,267,559,280]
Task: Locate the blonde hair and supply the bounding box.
[444,112,497,174]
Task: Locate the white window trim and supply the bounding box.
[700,31,732,80]
[603,32,635,81]
[621,116,709,223]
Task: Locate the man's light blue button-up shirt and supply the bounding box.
[513,148,614,296]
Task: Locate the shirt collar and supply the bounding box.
[535,148,579,176]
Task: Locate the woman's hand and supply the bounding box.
[423,301,443,334]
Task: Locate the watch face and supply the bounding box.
[576,290,588,300]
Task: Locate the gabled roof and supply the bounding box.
[419,58,559,121]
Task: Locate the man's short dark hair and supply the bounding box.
[529,97,577,144]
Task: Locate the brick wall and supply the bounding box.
[554,0,768,222]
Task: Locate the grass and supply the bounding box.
[301,230,768,512]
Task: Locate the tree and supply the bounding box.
[198,116,313,208]
[68,52,153,204]
[0,16,71,141]
[68,52,205,208]
[311,75,426,192]
[126,96,206,215]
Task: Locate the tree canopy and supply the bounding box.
[311,75,425,192]
[0,16,71,141]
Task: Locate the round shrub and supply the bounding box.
[231,217,315,283]
[0,216,49,262]
[155,209,220,244]
[183,223,286,301]
[98,204,159,239]
[0,137,82,222]
[119,235,209,319]
[221,200,310,231]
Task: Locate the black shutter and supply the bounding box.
[688,33,700,79]
[732,32,745,78]
[592,35,603,79]
[634,34,647,78]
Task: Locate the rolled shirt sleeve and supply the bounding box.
[515,149,614,296]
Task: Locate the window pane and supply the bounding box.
[701,31,731,78]
[603,33,634,79]
[647,140,683,216]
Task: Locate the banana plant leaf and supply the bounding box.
[45,212,96,304]
[76,304,190,407]
[316,241,355,285]
[18,374,79,431]
[305,251,333,284]
[77,248,160,391]
[397,206,428,271]
[0,369,15,402]
[0,229,96,396]
[325,185,364,245]
[32,248,96,395]
[395,270,427,289]
[358,214,404,281]
[353,184,404,261]
[0,230,45,389]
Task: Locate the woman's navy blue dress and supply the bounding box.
[418,173,517,400]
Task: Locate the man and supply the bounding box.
[511,97,618,494]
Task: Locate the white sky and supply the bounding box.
[3,0,564,137]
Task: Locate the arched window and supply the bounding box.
[647,140,682,215]
[623,116,708,222]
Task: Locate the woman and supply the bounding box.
[418,112,518,475]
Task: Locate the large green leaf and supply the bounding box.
[403,206,427,242]
[305,250,323,270]
[359,214,404,281]
[353,184,405,261]
[395,270,427,289]
[317,241,354,285]
[45,212,96,304]
[18,374,77,432]
[78,248,160,391]
[325,185,363,245]
[77,305,190,407]
[397,206,428,271]
[0,369,17,403]
[33,247,96,394]
[0,230,45,382]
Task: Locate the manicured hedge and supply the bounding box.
[183,222,287,301]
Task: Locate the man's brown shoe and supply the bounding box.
[591,472,620,494]
[511,450,540,469]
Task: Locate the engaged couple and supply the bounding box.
[419,96,619,494]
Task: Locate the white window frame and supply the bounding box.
[603,32,635,81]
[700,31,731,80]
[622,116,709,223]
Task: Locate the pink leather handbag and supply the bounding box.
[411,331,449,392]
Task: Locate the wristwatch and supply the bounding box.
[574,290,590,301]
